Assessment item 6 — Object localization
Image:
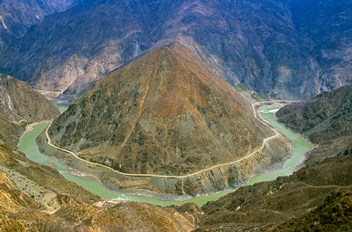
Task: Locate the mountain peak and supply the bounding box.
[49,43,268,175]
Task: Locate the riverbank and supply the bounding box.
[19,102,312,206]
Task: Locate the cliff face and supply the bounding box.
[2,0,350,101]
[48,43,270,175]
[0,74,60,146]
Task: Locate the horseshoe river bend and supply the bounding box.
[18,103,312,207]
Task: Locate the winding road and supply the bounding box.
[45,101,284,179]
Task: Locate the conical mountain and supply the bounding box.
[48,43,270,175]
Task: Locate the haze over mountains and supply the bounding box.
[0,0,351,102]
[0,0,79,50]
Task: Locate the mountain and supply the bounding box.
[276,85,352,144]
[0,74,60,146]
[0,0,79,50]
[2,0,351,101]
[47,43,271,176]
[276,85,352,165]
[0,72,195,231]
[289,0,352,91]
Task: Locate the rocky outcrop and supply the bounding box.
[2,0,350,101]
[0,74,60,146]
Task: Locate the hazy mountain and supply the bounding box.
[47,43,270,175]
[1,0,350,101]
[289,0,352,91]
[0,74,60,146]
[0,0,79,50]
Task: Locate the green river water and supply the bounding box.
[18,104,312,207]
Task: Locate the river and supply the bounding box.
[18,103,312,206]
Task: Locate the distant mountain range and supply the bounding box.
[0,0,79,50]
[0,0,351,101]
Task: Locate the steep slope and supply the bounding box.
[0,0,337,101]
[289,0,352,92]
[47,43,270,175]
[196,151,352,231]
[0,74,60,146]
[276,85,352,165]
[0,138,195,231]
[0,0,79,50]
[276,85,352,144]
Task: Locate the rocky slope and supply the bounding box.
[193,85,352,231]
[0,0,79,50]
[0,136,196,231]
[47,43,270,176]
[2,0,350,101]
[289,0,352,91]
[0,74,60,146]
[0,71,195,231]
[276,85,352,166]
[276,85,352,144]
[195,151,352,231]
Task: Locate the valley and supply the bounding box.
[19,101,311,206]
[0,0,351,230]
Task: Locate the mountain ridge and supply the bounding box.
[2,0,350,101]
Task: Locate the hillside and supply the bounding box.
[276,85,352,144]
[276,85,352,166]
[0,74,60,146]
[2,0,350,101]
[47,43,271,176]
[196,151,352,231]
[0,0,79,50]
[0,137,196,231]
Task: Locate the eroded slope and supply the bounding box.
[48,43,270,175]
